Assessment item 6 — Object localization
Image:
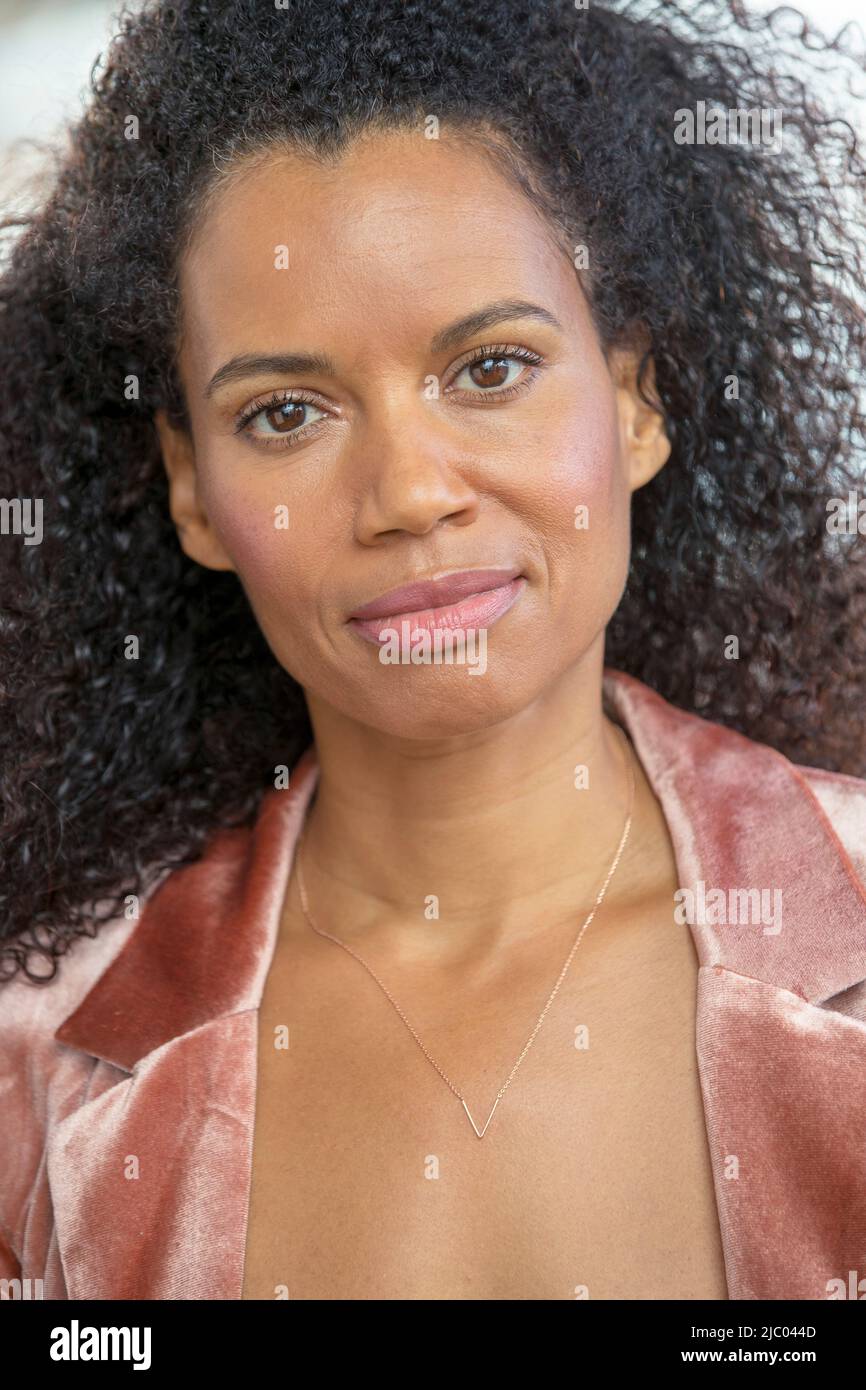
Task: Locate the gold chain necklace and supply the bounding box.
[294,725,636,1138]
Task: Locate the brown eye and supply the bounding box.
[239,394,328,442]
[449,346,543,397]
[263,401,309,432]
[468,357,511,388]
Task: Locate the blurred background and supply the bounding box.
[0,0,120,211]
[0,0,862,214]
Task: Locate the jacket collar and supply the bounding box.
[54,667,866,1073]
[54,745,320,1073]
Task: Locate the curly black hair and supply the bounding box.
[1,0,865,985]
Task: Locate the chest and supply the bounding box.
[241,905,729,1300]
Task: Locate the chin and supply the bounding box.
[346,664,550,740]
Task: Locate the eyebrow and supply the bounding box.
[203,298,563,399]
[428,297,563,354]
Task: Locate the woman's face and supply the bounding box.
[158,128,669,737]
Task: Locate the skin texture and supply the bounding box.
[157,130,671,950]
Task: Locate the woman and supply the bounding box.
[1,0,865,1302]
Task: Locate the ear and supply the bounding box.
[155,409,236,572]
[608,345,671,492]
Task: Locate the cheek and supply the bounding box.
[204,470,294,581]
[526,384,630,614]
[197,465,327,671]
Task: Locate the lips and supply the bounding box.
[348,567,523,621]
[347,568,527,646]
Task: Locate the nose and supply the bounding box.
[353,399,480,543]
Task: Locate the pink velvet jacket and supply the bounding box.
[3,667,866,1301]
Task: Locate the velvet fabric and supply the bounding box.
[2,667,866,1300]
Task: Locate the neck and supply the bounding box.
[291,645,638,953]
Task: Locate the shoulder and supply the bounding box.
[604,669,866,1004]
[0,911,140,1044]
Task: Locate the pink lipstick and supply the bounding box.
[347,568,526,645]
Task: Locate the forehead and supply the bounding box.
[178,130,578,366]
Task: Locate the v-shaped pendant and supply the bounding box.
[461,1094,502,1138]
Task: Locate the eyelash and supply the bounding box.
[446,342,544,402]
[234,390,323,441]
[233,342,546,448]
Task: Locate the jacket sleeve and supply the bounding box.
[0,980,48,1279]
[0,915,140,1290]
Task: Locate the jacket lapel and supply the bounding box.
[50,673,866,1300]
[604,670,866,1299]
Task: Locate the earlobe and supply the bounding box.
[154,409,236,573]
